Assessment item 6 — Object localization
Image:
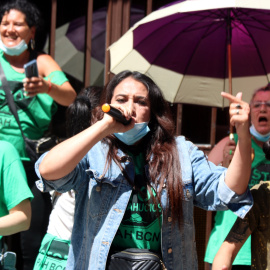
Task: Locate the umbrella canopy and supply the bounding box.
[44,16,104,86]
[109,0,270,107]
[44,7,144,87]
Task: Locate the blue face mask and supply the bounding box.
[114,122,150,145]
[250,124,270,142]
[0,37,28,56]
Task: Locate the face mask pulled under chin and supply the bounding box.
[114,122,150,145]
[0,36,28,56]
[250,124,270,142]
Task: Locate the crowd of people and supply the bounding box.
[0,0,270,270]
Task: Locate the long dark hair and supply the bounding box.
[98,70,183,227]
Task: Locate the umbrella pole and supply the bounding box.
[205,16,234,270]
[228,42,234,134]
[227,45,232,96]
[227,9,233,134]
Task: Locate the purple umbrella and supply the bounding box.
[109,0,270,107]
[44,7,144,85]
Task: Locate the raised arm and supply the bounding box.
[39,105,135,180]
[222,92,251,194]
[212,216,251,270]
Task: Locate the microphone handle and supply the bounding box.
[102,104,131,125]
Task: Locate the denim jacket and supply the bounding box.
[35,136,253,270]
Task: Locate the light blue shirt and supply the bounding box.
[35,136,253,270]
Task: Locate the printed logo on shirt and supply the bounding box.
[250,164,270,187]
[34,239,69,270]
[0,117,12,127]
[34,257,67,270]
[0,81,34,129]
[0,81,32,110]
[125,213,144,223]
[113,181,162,251]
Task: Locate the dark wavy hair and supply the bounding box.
[0,0,43,30]
[66,86,102,137]
[97,70,183,227]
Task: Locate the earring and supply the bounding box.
[30,39,35,50]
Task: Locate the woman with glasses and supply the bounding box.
[205,85,270,269]
[212,140,270,270]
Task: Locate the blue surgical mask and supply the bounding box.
[0,36,28,56]
[250,124,270,142]
[114,122,150,145]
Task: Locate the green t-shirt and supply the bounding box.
[204,134,270,265]
[0,50,68,161]
[111,151,162,252]
[0,141,34,240]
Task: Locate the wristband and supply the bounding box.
[47,80,52,94]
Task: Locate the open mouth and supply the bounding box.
[259,116,268,123]
[5,36,18,41]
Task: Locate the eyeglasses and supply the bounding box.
[251,101,270,110]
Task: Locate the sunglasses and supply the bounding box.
[251,101,270,110]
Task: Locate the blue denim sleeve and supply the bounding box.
[34,152,90,193]
[180,137,253,218]
[217,177,253,218]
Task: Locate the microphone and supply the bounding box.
[102,104,131,125]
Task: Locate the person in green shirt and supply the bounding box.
[0,0,76,269]
[0,140,33,269]
[212,180,270,270]
[205,84,270,269]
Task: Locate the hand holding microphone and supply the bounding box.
[102,104,131,125]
